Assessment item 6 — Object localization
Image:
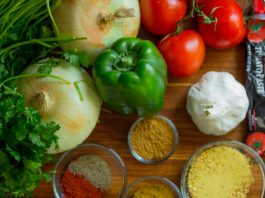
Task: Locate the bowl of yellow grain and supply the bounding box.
[128,115,178,164]
[124,175,182,198]
[181,141,265,198]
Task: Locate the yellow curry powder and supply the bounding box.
[132,184,174,198]
[131,117,175,160]
[187,146,254,198]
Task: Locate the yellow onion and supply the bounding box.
[18,59,101,153]
[53,0,140,64]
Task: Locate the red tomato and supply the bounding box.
[246,132,265,155]
[140,0,187,35]
[247,18,265,43]
[158,30,205,77]
[198,0,246,49]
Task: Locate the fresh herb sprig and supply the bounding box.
[0,87,60,197]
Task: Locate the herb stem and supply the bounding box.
[0,1,44,37]
[0,36,86,59]
[73,82,84,101]
[0,74,71,88]
[46,0,60,37]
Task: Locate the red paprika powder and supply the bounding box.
[62,170,103,198]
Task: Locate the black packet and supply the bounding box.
[245,36,265,132]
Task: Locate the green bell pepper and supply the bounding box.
[92,37,167,117]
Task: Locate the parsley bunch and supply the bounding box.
[0,0,77,197]
[0,87,60,197]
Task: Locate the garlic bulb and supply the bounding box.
[18,59,101,153]
[53,0,140,64]
[186,71,249,136]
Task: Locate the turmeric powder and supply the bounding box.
[132,184,174,198]
[131,117,175,160]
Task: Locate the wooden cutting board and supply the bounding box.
[34,23,261,197]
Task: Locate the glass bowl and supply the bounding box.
[128,115,178,164]
[52,143,127,198]
[181,141,265,198]
[124,176,182,198]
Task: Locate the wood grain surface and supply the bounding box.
[33,23,262,197]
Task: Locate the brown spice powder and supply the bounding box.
[187,146,254,198]
[131,117,175,161]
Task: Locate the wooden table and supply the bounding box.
[34,24,252,197]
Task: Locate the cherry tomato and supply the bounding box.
[158,30,205,77]
[246,132,265,155]
[139,0,187,35]
[247,18,265,43]
[198,0,246,49]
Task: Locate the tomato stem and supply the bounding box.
[244,0,256,29]
[253,139,262,150]
[190,0,219,31]
[173,21,184,35]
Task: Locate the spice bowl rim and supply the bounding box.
[124,175,182,198]
[128,114,179,165]
[180,140,265,198]
[52,142,127,198]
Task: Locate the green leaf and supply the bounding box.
[64,51,80,67]
[24,107,40,125]
[40,26,53,38]
[29,131,44,147]
[37,58,59,74]
[23,159,42,172]
[6,145,20,161]
[15,127,27,141]
[1,168,17,188]
[0,63,9,81]
[63,50,91,68]
[79,52,90,67]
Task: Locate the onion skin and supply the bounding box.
[54,0,140,64]
[17,59,101,153]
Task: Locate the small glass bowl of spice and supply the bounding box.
[52,143,127,198]
[128,115,178,164]
[124,175,182,198]
[181,141,265,198]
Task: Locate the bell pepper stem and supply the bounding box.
[113,51,138,71]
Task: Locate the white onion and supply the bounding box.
[53,0,141,64]
[18,59,101,153]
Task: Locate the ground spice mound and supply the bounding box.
[68,154,112,191]
[187,146,254,198]
[62,170,103,198]
[132,184,174,198]
[131,117,174,160]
